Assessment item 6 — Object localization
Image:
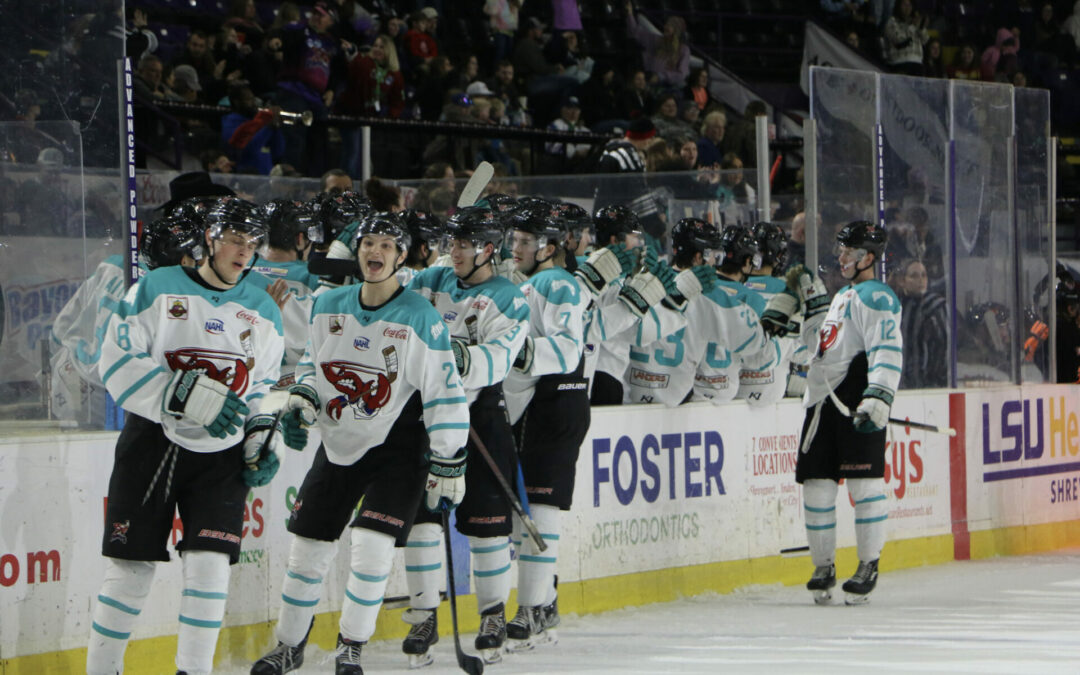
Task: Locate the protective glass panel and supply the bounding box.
[1014,87,1052,383]
[878,74,950,389]
[951,80,1017,386]
[808,67,878,294]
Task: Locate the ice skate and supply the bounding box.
[806,564,836,605]
[505,605,540,652]
[475,602,507,664]
[334,633,365,674]
[843,559,879,605]
[534,595,559,646]
[250,619,312,674]
[401,608,438,668]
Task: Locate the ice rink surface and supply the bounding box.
[220,550,1080,674]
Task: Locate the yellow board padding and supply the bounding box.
[2,527,1072,674]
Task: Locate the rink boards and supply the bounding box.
[1,384,1079,672]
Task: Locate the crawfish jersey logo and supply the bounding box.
[818,322,840,357]
[110,520,130,544]
[321,346,399,420]
[165,347,250,394]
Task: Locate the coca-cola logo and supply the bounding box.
[235,310,259,326]
[383,327,408,340]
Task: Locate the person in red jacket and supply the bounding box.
[404,8,440,73]
[338,34,405,177]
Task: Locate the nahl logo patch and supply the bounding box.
[204,318,225,335]
[168,297,188,319]
[354,336,370,351]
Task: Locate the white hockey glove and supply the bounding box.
[424,448,467,512]
[242,414,285,487]
[786,364,808,398]
[450,338,471,377]
[513,336,534,373]
[762,289,800,337]
[575,243,637,295]
[786,264,829,320]
[618,270,667,318]
[853,385,893,433]
[281,382,319,450]
[326,221,360,261]
[163,369,249,438]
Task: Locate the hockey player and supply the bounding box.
[398,208,444,286]
[502,204,590,650]
[250,212,470,675]
[87,198,287,675]
[253,199,321,386]
[783,221,902,606]
[400,206,530,666]
[305,190,373,290]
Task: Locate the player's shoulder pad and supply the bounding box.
[477,275,530,319]
[409,265,456,292]
[244,269,273,288]
[389,289,452,349]
[854,279,901,314]
[702,284,741,309]
[528,267,582,307]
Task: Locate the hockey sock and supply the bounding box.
[469,535,512,613]
[404,522,444,611]
[848,478,888,562]
[339,527,395,642]
[277,535,336,646]
[802,479,839,568]
[176,550,230,674]
[87,558,156,675]
[515,504,560,607]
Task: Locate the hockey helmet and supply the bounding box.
[308,190,372,244]
[260,199,316,251]
[444,206,503,253]
[555,202,592,240]
[507,202,568,249]
[836,220,887,258]
[752,221,789,269]
[356,211,411,253]
[141,214,204,270]
[718,224,757,267]
[479,193,518,215]
[204,196,267,244]
[672,217,723,264]
[402,209,444,246]
[592,204,642,247]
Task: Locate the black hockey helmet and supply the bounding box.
[718,224,757,267]
[479,193,518,215]
[141,214,204,270]
[307,190,372,244]
[752,221,788,269]
[204,196,267,243]
[356,211,411,253]
[260,199,316,251]
[671,217,723,262]
[555,202,592,239]
[592,204,642,246]
[836,220,887,258]
[507,202,568,247]
[401,209,444,246]
[445,206,503,251]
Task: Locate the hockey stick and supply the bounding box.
[469,426,547,552]
[827,390,956,437]
[442,510,485,675]
[457,161,495,208]
[780,545,811,556]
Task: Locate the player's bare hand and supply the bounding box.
[266,279,290,310]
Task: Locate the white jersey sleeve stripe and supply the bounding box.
[427,422,469,433]
[733,332,758,353]
[870,362,902,373]
[423,396,469,408]
[116,366,168,409]
[478,345,495,386]
[101,353,135,383]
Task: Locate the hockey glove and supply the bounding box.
[451,338,471,377]
[618,270,667,318]
[513,336,534,373]
[1023,320,1049,362]
[281,382,319,450]
[690,264,718,294]
[762,288,801,337]
[163,369,249,439]
[853,385,893,433]
[786,264,829,319]
[575,243,636,295]
[242,414,284,487]
[424,448,467,512]
[326,220,360,262]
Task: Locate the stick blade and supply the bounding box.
[458,652,485,675]
[457,161,495,208]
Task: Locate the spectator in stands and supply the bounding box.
[619,68,653,121]
[244,23,287,98]
[222,85,286,175]
[322,167,354,193]
[716,152,755,206]
[330,0,378,47]
[678,100,701,138]
[625,1,690,90]
[454,53,481,91]
[413,161,455,212]
[844,30,861,50]
[696,110,731,169]
[651,93,693,141]
[883,0,929,76]
[225,0,265,49]
[1063,0,1080,57]
[212,23,250,99]
[553,0,584,32]
[981,28,1020,82]
[544,30,594,84]
[820,0,868,27]
[275,1,343,176]
[923,38,945,77]
[1032,2,1070,68]
[133,54,165,100]
[946,44,981,79]
[339,33,405,118]
[484,0,521,64]
[172,30,218,94]
[416,54,456,121]
[544,94,592,172]
[202,148,236,174]
[126,7,158,65]
[172,65,203,103]
[513,16,578,101]
[486,60,528,126]
[364,176,403,211]
[891,257,947,389]
[1013,71,1028,87]
[404,8,439,73]
[422,93,482,172]
[725,100,767,169]
[891,206,943,282]
[580,65,626,135]
[643,138,673,172]
[683,67,713,112]
[677,135,700,169]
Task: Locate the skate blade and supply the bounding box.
[479,646,505,664]
[407,650,435,669]
[535,629,557,646]
[811,589,833,605]
[844,591,872,606]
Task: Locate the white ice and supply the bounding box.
[217,551,1080,674]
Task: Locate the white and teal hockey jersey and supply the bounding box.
[252,260,320,381]
[99,266,285,452]
[728,275,795,406]
[296,284,469,465]
[803,279,903,407]
[503,266,587,423]
[408,266,530,401]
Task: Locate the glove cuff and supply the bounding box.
[163,369,199,417]
[327,239,353,261]
[426,448,468,476]
[862,384,894,406]
[674,269,703,300]
[289,382,320,408]
[245,413,279,435]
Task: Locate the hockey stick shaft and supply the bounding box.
[442,510,485,675]
[468,426,548,552]
[457,161,494,208]
[828,390,955,436]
